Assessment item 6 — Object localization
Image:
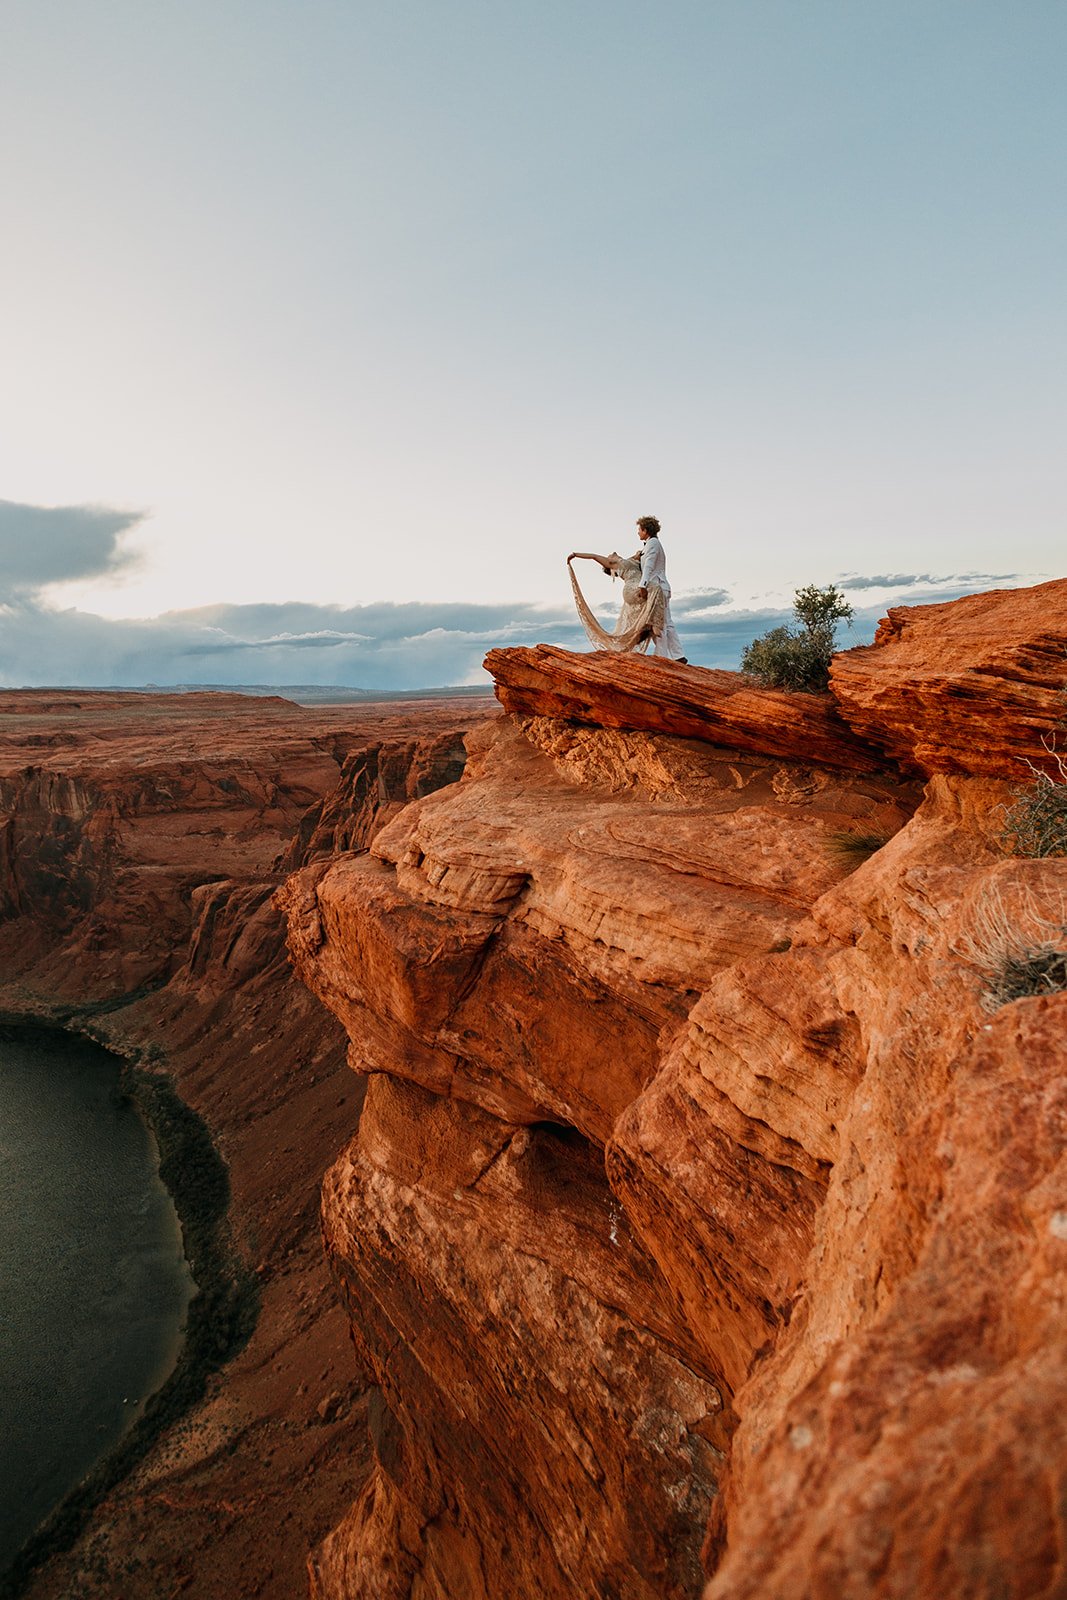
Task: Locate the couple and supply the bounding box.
[567,515,687,662]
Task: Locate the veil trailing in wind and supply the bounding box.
[567,553,665,653]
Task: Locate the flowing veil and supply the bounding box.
[567,555,665,653]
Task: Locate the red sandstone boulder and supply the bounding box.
[830,577,1067,777]
[485,645,886,772]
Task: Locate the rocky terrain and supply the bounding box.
[3,576,1066,1600]
[0,688,495,1600]
[279,580,1067,1599]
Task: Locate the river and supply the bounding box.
[0,1026,194,1573]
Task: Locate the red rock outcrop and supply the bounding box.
[276,729,471,872]
[486,644,886,771]
[284,580,1067,1600]
[830,576,1067,776]
[280,711,922,1595]
[701,807,1067,1600]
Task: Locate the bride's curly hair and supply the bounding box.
[636,515,661,536]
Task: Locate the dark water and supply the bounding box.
[0,1029,194,1571]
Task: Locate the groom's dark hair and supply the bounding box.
[637,515,661,536]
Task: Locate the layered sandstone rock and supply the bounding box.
[829,576,1067,775]
[317,1075,723,1600]
[285,582,1067,1600]
[486,644,885,771]
[0,690,491,1004]
[702,804,1067,1600]
[276,729,470,872]
[280,710,922,1595]
[8,575,1067,1600]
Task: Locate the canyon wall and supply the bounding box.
[0,689,494,1600]
[281,582,1067,1599]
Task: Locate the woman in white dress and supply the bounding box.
[566,548,662,652]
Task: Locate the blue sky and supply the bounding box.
[1,1,1063,686]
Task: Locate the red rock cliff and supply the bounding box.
[282,580,1067,1600]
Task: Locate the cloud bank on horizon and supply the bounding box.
[0,498,1039,691]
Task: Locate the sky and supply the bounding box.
[1,0,1063,689]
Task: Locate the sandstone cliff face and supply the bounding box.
[0,690,340,1000]
[284,581,1067,1600]
[6,577,1066,1599]
[281,715,919,1595]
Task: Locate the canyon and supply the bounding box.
[3,577,1067,1600]
[0,688,495,1600]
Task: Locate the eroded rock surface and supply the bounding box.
[830,576,1067,775]
[280,711,923,1595]
[486,644,885,771]
[7,574,1067,1600]
[285,581,1067,1600]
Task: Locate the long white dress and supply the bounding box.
[568,553,664,653]
[639,536,685,659]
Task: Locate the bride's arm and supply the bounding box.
[568,550,613,572]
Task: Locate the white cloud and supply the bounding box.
[0,509,1036,691]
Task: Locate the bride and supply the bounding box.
[566,549,665,653]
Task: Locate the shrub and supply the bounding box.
[984,944,1067,1010]
[1001,742,1067,858]
[824,829,892,866]
[741,584,853,693]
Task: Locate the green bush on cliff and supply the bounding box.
[741,584,853,693]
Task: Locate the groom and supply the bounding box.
[634,516,687,662]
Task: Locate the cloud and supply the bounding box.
[0,499,146,599]
[837,571,1020,592]
[0,593,825,689]
[667,587,732,617]
[0,564,1036,692]
[179,627,375,655]
[0,596,593,690]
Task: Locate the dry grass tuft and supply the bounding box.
[955,882,1067,1013]
[824,829,892,866]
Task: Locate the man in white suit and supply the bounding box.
[635,515,687,662]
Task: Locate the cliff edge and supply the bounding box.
[281,579,1067,1599]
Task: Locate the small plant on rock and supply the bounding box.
[741,584,854,693]
[956,883,1067,1013]
[1001,739,1067,858]
[824,829,892,866]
